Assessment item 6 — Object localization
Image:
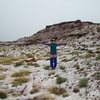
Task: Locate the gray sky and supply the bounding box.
[0,0,100,41]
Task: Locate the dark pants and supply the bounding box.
[50,57,57,69]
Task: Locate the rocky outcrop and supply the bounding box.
[0,20,100,46]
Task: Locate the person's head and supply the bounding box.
[51,39,56,43]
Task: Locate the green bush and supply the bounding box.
[63,93,69,97]
[96,55,100,60]
[11,70,31,77]
[48,86,66,95]
[79,78,88,88]
[0,91,7,99]
[56,76,66,84]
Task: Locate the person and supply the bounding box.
[42,38,66,69]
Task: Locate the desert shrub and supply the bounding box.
[0,91,7,99]
[56,76,66,84]
[44,66,50,70]
[14,61,24,67]
[95,55,100,60]
[48,71,55,76]
[30,84,40,94]
[0,75,5,80]
[95,50,100,54]
[73,64,80,70]
[0,57,19,65]
[73,86,80,93]
[33,63,40,67]
[12,77,29,86]
[0,67,7,72]
[87,50,93,53]
[61,59,71,62]
[79,68,85,71]
[32,94,54,100]
[59,66,65,70]
[92,72,100,80]
[71,51,79,56]
[85,52,95,58]
[78,78,88,88]
[12,92,21,97]
[11,70,31,77]
[48,86,66,95]
[27,62,34,66]
[63,93,69,97]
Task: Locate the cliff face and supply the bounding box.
[0,20,100,45]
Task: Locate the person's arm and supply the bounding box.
[41,42,50,46]
[57,43,66,46]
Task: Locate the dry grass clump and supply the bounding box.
[14,61,24,67]
[48,86,66,95]
[12,77,29,86]
[0,66,7,72]
[32,94,54,100]
[44,66,50,70]
[92,71,100,80]
[11,70,31,77]
[73,64,80,70]
[33,63,40,67]
[0,56,19,65]
[0,75,6,80]
[30,84,40,94]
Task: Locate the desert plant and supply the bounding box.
[95,55,100,60]
[63,93,69,97]
[0,67,7,72]
[0,75,5,80]
[44,66,50,70]
[87,50,93,53]
[59,66,65,70]
[27,62,34,66]
[92,72,100,80]
[11,70,31,77]
[56,76,66,84]
[0,57,19,65]
[33,63,40,67]
[48,86,66,95]
[73,86,80,93]
[61,59,71,62]
[30,84,40,94]
[12,77,29,86]
[32,94,54,100]
[78,78,88,88]
[14,61,24,67]
[85,51,95,58]
[0,91,7,99]
[73,64,80,70]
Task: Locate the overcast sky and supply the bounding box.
[0,0,100,41]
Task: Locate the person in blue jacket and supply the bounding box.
[42,38,66,69]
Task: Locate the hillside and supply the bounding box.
[0,20,100,100]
